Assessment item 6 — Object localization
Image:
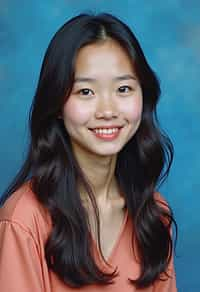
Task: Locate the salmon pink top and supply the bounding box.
[0,182,177,291]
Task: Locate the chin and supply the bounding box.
[90,146,122,157]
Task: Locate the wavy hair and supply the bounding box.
[0,13,177,289]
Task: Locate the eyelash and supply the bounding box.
[77,88,94,96]
[118,85,133,93]
[77,86,133,96]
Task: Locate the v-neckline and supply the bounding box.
[90,207,128,263]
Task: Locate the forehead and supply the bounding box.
[74,39,135,77]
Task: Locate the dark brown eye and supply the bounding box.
[78,88,93,95]
[118,86,132,93]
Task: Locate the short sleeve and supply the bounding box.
[0,220,44,292]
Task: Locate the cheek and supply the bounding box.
[63,98,91,126]
[122,95,143,123]
[131,101,143,122]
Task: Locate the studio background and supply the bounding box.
[0,1,199,291]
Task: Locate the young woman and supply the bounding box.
[0,13,177,291]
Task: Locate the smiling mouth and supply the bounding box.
[89,126,123,140]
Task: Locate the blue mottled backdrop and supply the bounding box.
[0,1,199,291]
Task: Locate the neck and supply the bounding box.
[72,145,119,205]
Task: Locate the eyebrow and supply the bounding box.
[74,74,137,83]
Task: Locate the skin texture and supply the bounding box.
[62,39,143,211]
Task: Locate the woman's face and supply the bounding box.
[62,39,143,158]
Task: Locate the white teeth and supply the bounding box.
[93,128,119,134]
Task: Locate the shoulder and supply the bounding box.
[153,191,174,231]
[153,191,170,210]
[0,180,52,242]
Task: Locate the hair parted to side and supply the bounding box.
[1,12,177,289]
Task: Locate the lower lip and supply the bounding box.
[90,128,122,141]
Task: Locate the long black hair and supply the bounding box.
[0,13,177,289]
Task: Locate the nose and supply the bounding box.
[95,96,119,120]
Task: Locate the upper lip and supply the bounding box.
[89,125,124,130]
